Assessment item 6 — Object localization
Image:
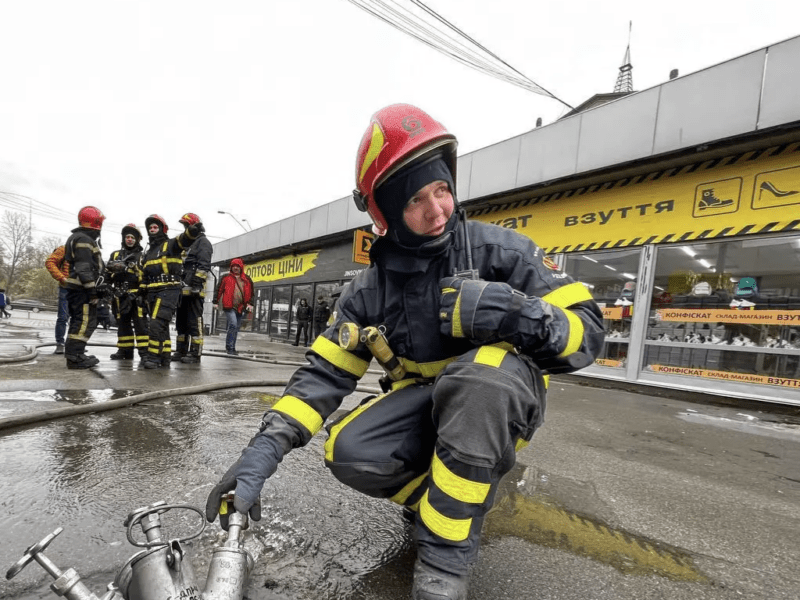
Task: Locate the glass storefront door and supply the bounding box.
[564,248,643,370]
[270,285,291,340]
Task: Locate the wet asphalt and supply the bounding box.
[1,312,799,600]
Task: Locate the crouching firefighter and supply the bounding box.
[205,104,605,600]
[140,214,204,369]
[63,206,107,370]
[106,223,149,360]
[172,212,213,364]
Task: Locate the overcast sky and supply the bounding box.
[1,0,798,247]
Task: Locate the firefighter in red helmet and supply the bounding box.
[62,206,106,369]
[172,213,213,363]
[139,214,204,369]
[207,104,605,599]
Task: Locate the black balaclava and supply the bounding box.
[147,222,167,245]
[375,155,459,250]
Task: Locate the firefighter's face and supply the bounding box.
[403,180,454,237]
[148,223,160,235]
[125,234,136,247]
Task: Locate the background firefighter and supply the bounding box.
[173,212,213,364]
[205,104,605,600]
[106,223,148,360]
[63,206,107,370]
[140,214,203,369]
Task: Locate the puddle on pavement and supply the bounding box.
[485,464,708,583]
[0,389,140,404]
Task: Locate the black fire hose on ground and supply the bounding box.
[0,378,383,432]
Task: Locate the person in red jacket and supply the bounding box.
[213,258,253,355]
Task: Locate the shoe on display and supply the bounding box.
[411,560,468,600]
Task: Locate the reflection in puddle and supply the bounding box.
[486,465,708,583]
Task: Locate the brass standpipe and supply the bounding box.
[338,323,406,381]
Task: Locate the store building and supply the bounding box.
[212,35,800,406]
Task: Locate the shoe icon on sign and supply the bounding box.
[697,189,734,210]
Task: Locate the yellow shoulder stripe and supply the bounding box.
[311,336,369,377]
[542,281,594,309]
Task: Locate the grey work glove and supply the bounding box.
[439,276,527,344]
[205,432,284,530]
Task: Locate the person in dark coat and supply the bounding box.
[293,298,311,346]
[312,296,330,339]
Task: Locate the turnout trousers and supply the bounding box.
[64,288,98,358]
[145,288,180,361]
[324,345,546,576]
[175,293,204,355]
[114,294,149,357]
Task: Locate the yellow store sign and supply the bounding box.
[470,143,800,253]
[244,251,320,283]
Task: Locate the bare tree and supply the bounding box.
[0,210,33,295]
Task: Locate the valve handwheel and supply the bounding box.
[6,527,64,580]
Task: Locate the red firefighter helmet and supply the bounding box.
[145,214,169,234]
[77,206,106,230]
[121,223,142,241]
[353,104,457,236]
[178,212,201,227]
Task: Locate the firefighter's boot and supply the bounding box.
[66,354,100,370]
[110,348,134,360]
[141,353,161,369]
[171,338,188,361]
[180,343,202,364]
[411,560,468,600]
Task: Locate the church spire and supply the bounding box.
[614,21,633,93]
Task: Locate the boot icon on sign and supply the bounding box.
[698,189,734,210]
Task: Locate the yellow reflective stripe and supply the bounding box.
[74,242,94,249]
[390,471,428,505]
[311,336,370,377]
[325,393,382,461]
[78,303,89,338]
[391,378,419,391]
[452,291,464,337]
[399,356,457,378]
[431,454,490,505]
[419,490,472,542]
[515,439,529,452]
[474,345,507,368]
[542,281,594,309]
[358,123,385,183]
[543,374,550,388]
[117,335,135,341]
[160,242,169,273]
[273,395,324,436]
[557,308,584,358]
[152,298,162,320]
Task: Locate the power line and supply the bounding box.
[346,0,573,109]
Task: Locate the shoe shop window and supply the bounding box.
[643,236,800,386]
[563,248,643,370]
